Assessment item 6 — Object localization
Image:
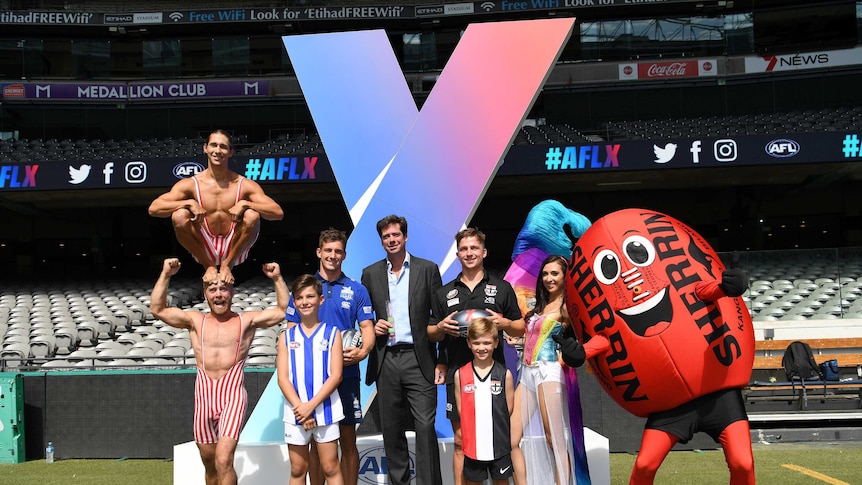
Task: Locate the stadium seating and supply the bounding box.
[2,250,860,372]
[4,105,859,165]
[601,106,862,141]
[0,274,288,371]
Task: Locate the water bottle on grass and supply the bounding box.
[46,441,54,463]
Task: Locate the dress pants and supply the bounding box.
[377,345,441,485]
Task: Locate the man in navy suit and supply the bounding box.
[361,214,443,485]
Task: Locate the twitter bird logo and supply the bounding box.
[69,165,91,184]
[653,143,677,164]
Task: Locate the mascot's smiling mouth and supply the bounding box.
[616,287,673,337]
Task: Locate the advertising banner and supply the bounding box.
[1,131,856,192]
[618,59,717,80]
[0,154,333,192]
[497,131,856,175]
[0,80,270,102]
[744,46,862,73]
[1,1,701,26]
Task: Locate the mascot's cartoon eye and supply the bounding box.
[594,249,621,285]
[622,235,656,267]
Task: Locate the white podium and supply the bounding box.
[174,428,610,484]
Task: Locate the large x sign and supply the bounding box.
[284,19,574,280]
[241,18,574,443]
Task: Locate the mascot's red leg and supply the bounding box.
[629,429,678,485]
[718,420,755,485]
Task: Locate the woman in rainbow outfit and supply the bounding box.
[511,255,584,485]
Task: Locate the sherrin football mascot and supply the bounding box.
[559,208,754,484]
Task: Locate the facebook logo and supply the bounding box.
[690,140,701,164]
[103,162,114,184]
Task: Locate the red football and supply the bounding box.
[451,309,495,338]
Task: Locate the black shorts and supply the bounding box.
[463,453,513,482]
[645,388,747,444]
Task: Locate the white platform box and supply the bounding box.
[173,428,610,484]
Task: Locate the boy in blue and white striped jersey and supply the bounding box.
[278,274,345,485]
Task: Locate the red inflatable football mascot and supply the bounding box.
[559,208,755,484]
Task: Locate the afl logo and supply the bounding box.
[765,139,800,158]
[173,161,204,178]
[358,446,416,484]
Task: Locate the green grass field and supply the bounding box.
[1,442,860,484]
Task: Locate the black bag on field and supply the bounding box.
[782,341,823,382]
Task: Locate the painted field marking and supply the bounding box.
[782,464,850,485]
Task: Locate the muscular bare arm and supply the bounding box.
[148,179,205,220]
[150,258,194,329]
[249,262,289,329]
[230,179,284,222]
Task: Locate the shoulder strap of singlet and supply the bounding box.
[234,177,244,205]
[191,176,215,235]
[200,313,208,374]
[191,175,204,207]
[234,314,244,364]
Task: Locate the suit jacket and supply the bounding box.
[361,253,442,386]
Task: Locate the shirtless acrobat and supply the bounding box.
[151,257,289,485]
[148,129,284,284]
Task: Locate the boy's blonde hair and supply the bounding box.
[467,317,498,341]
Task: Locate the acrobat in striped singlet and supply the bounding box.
[191,176,253,266]
[193,314,247,443]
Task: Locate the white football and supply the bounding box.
[342,329,362,349]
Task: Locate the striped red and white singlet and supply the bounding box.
[193,314,247,443]
[191,176,250,266]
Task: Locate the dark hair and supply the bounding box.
[291,274,322,296]
[376,215,408,237]
[467,317,498,341]
[455,227,486,247]
[525,255,568,319]
[319,228,347,248]
[206,129,233,148]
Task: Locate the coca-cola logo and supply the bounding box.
[623,65,634,76]
[701,61,713,73]
[2,84,25,98]
[646,62,688,77]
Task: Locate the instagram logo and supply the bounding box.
[125,161,147,183]
[713,139,738,162]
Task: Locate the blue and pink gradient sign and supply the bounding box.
[241,18,574,443]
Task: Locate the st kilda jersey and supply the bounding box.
[458,360,510,461]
